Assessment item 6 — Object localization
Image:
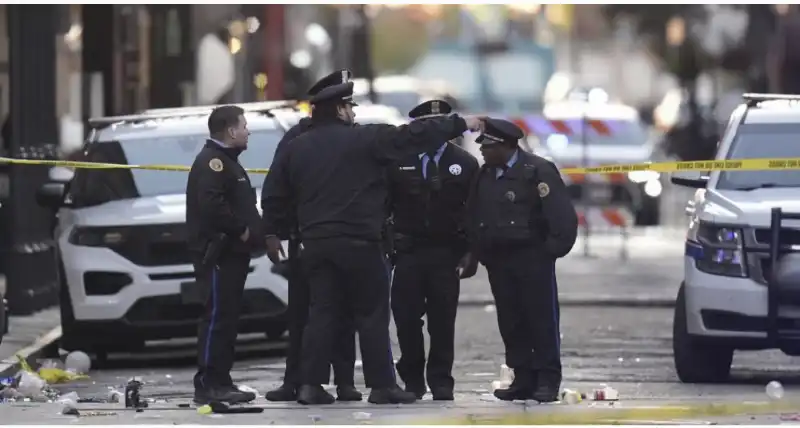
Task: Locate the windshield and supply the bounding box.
[353,91,420,115]
[526,118,649,149]
[71,129,282,206]
[718,123,800,190]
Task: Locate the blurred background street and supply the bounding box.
[1,3,800,424]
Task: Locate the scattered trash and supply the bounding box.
[352,411,371,420]
[0,387,24,400]
[483,304,496,313]
[592,385,619,401]
[309,414,322,424]
[107,389,124,404]
[617,357,624,362]
[39,368,89,384]
[479,393,499,402]
[780,413,800,422]
[560,389,584,405]
[57,391,80,404]
[165,374,172,379]
[125,378,147,409]
[81,411,117,417]
[767,380,784,400]
[197,402,263,414]
[65,351,91,375]
[17,371,46,398]
[499,364,514,383]
[61,404,80,416]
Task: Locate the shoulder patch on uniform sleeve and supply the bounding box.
[538,182,550,198]
[209,158,224,172]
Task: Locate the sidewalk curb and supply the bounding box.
[459,296,675,308]
[0,325,62,377]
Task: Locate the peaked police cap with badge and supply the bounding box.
[408,99,453,120]
[475,118,525,145]
[307,69,353,96]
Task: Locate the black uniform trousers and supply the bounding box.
[391,245,460,391]
[299,237,396,389]
[193,252,251,390]
[283,247,357,387]
[483,245,562,388]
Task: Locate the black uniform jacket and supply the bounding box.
[260,118,313,240]
[262,115,468,243]
[387,142,479,245]
[186,140,263,255]
[466,149,578,259]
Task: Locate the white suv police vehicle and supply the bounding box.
[36,102,301,358]
[671,93,800,383]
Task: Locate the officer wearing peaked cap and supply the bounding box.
[387,99,479,401]
[261,68,361,403]
[465,118,578,403]
[262,73,487,405]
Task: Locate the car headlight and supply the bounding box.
[627,170,660,183]
[694,224,747,278]
[68,227,130,247]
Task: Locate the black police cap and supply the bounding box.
[307,69,353,96]
[309,81,359,106]
[475,118,525,145]
[408,99,452,119]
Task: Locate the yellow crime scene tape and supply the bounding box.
[425,398,800,425]
[3,156,800,175]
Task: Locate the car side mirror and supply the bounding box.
[36,183,67,209]
[671,170,708,188]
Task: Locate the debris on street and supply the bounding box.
[766,380,784,400]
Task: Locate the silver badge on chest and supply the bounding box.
[505,190,516,202]
[448,164,462,176]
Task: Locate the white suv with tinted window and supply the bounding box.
[671,94,800,383]
[36,103,301,359]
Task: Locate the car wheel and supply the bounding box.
[673,284,733,383]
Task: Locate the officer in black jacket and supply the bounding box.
[262,78,485,405]
[387,100,479,401]
[466,118,578,403]
[262,69,360,403]
[186,105,262,405]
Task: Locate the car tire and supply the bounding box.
[673,284,733,383]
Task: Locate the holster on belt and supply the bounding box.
[202,233,228,267]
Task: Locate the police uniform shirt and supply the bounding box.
[186,140,262,254]
[468,120,577,258]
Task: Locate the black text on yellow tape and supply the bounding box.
[561,157,800,175]
[0,157,270,174]
[4,156,800,176]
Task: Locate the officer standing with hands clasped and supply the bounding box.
[466,118,578,403]
[262,76,486,405]
[387,99,479,401]
[186,105,262,405]
[262,69,360,403]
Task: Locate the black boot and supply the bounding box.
[431,386,454,401]
[296,384,335,405]
[531,372,561,403]
[336,385,363,402]
[404,383,426,400]
[265,383,297,402]
[194,385,256,405]
[368,384,417,404]
[493,378,532,401]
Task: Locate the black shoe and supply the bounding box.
[368,384,417,404]
[194,386,256,405]
[531,384,559,403]
[493,381,532,402]
[431,387,454,401]
[336,385,363,402]
[404,384,426,400]
[296,384,335,405]
[265,384,297,402]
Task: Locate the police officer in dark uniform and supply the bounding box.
[262,77,485,405]
[186,105,262,405]
[387,100,479,401]
[466,118,578,403]
[263,69,360,403]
